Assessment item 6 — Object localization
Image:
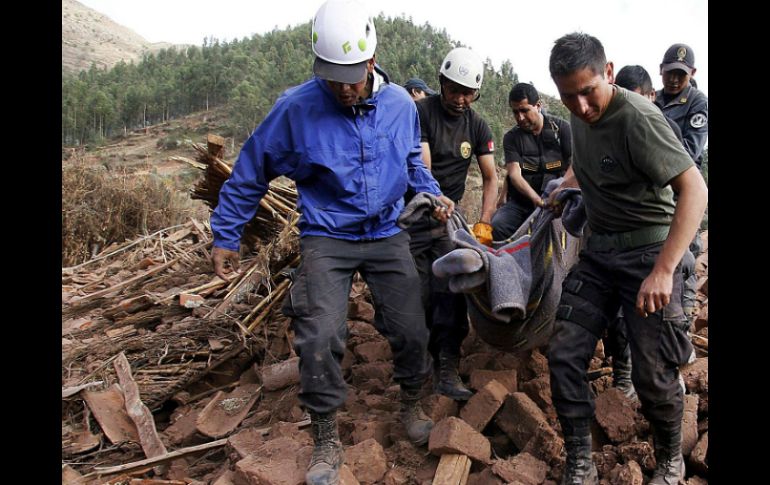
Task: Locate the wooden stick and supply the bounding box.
[90,438,228,475]
[62,223,189,272]
[245,291,288,333]
[156,277,229,304]
[71,240,211,303]
[75,353,120,386]
[242,279,290,330]
[206,259,265,318]
[90,418,311,476]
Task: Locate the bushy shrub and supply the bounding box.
[62,158,198,266]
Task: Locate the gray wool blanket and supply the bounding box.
[434,230,532,321]
[398,188,583,352]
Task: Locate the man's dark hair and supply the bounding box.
[549,32,606,79]
[509,83,540,105]
[615,65,653,95]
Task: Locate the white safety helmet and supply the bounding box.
[439,47,484,90]
[311,0,377,84]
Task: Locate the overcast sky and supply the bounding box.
[76,0,708,97]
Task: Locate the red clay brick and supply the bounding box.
[233,436,312,485]
[594,388,640,443]
[469,369,518,393]
[423,394,459,424]
[490,452,548,485]
[460,380,509,431]
[428,417,491,464]
[345,438,387,484]
[353,341,392,363]
[494,392,550,450]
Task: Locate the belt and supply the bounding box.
[587,225,669,251]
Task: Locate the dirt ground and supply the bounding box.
[62,111,709,485]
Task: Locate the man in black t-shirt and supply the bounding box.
[491,83,572,241]
[408,47,498,400]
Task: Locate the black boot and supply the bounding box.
[649,423,685,485]
[612,353,638,402]
[434,352,473,401]
[306,411,343,485]
[400,386,434,446]
[560,423,598,485]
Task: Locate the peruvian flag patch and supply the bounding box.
[487,140,495,152]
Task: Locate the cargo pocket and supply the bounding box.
[658,318,694,367]
[281,265,310,318]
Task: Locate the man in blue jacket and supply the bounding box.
[209,2,453,484]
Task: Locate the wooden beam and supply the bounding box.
[432,453,471,485]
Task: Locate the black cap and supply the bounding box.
[661,43,695,75]
[313,56,369,84]
[403,78,437,95]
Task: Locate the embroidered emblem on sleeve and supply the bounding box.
[690,113,707,129]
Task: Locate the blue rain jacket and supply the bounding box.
[211,67,442,251]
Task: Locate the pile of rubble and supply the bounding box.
[61,138,709,485]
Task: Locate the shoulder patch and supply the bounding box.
[487,140,495,152]
[690,113,707,129]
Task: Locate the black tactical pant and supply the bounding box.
[491,199,534,241]
[406,212,469,360]
[282,232,431,414]
[547,242,693,429]
[608,243,697,366]
[606,311,632,370]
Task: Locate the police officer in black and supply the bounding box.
[408,47,498,400]
[655,44,708,311]
[655,43,708,169]
[491,83,572,241]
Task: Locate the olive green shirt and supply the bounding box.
[570,86,694,234]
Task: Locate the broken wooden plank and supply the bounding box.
[114,352,168,460]
[195,384,262,438]
[207,133,226,158]
[82,384,140,444]
[432,453,471,485]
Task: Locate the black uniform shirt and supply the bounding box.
[416,95,494,202]
[502,113,572,205]
[655,84,708,166]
